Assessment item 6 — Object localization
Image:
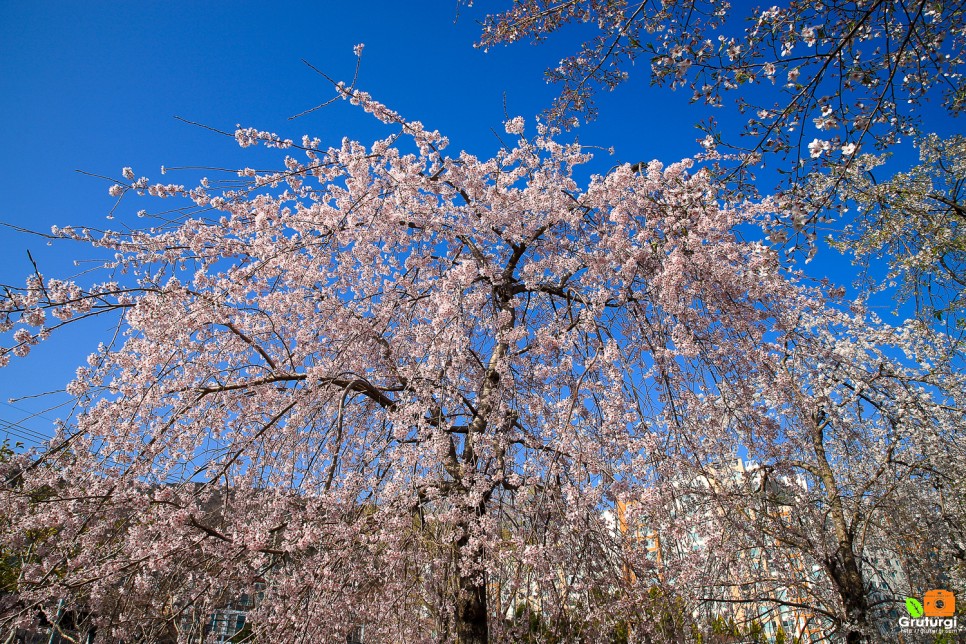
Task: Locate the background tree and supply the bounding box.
[468,0,966,319]
[820,134,966,324]
[0,83,962,643]
[615,302,965,642]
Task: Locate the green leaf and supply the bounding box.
[906,597,924,618]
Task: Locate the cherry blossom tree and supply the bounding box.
[618,307,965,642]
[472,0,964,164]
[468,0,966,295]
[1,84,963,643]
[820,134,966,324]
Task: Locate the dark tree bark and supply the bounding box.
[811,409,871,643]
[453,523,488,644]
[827,546,872,644]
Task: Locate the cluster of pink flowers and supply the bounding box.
[0,82,962,642]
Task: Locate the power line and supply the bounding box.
[0,419,49,447]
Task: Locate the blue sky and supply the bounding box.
[0,2,950,445]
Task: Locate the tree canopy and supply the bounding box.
[471,0,966,321]
[0,83,963,642]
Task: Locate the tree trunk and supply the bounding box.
[454,565,488,644]
[829,548,872,644]
[810,409,871,643]
[452,517,488,644]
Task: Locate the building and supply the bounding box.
[610,458,913,642]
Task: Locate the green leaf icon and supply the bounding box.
[906,597,924,618]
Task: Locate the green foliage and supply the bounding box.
[508,602,584,643]
[701,614,774,643]
[829,134,966,323]
[0,440,21,595]
[774,623,787,644]
[635,587,694,643]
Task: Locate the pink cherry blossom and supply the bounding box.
[0,87,962,643]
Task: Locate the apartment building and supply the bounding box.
[608,458,913,643]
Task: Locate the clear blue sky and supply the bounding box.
[0,2,946,445]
